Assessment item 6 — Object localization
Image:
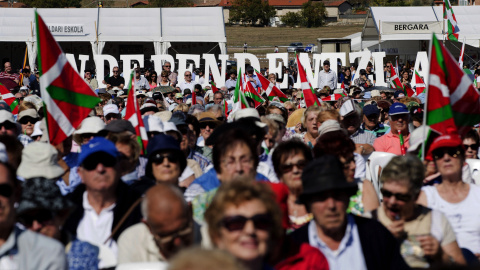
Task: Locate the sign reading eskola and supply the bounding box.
[381,21,442,35]
[46,24,87,36]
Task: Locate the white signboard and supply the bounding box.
[47,24,87,36]
[381,21,442,35]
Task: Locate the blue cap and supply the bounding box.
[393,90,405,99]
[363,104,380,116]
[146,134,181,159]
[78,137,119,166]
[389,102,409,116]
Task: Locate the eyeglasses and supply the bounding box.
[113,70,119,73]
[200,122,216,129]
[464,144,479,150]
[280,160,307,173]
[380,188,412,202]
[81,154,117,170]
[0,183,13,198]
[432,147,462,160]
[152,153,179,164]
[19,117,38,125]
[220,214,272,232]
[185,75,192,77]
[152,222,192,245]
[0,121,17,130]
[164,66,171,68]
[20,209,54,227]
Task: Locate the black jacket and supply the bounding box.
[289,214,411,270]
[64,181,143,241]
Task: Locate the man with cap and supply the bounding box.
[63,137,142,268]
[318,60,337,90]
[103,104,121,124]
[106,66,125,90]
[289,155,409,270]
[0,110,20,137]
[393,90,405,102]
[178,71,197,94]
[360,104,390,138]
[373,102,410,155]
[175,93,184,104]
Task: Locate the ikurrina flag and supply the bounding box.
[210,81,219,93]
[0,83,18,114]
[321,94,344,102]
[125,70,148,155]
[426,34,480,136]
[458,37,465,68]
[243,74,264,108]
[389,62,403,90]
[232,68,249,112]
[296,54,319,107]
[443,0,459,41]
[414,70,426,96]
[254,70,288,102]
[35,11,100,145]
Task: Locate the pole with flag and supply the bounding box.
[296,53,320,107]
[19,47,28,87]
[443,0,459,41]
[458,37,465,68]
[243,74,264,108]
[35,10,100,145]
[254,69,288,103]
[125,70,148,155]
[232,68,249,112]
[210,81,219,93]
[414,70,426,96]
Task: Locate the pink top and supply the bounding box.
[373,131,410,155]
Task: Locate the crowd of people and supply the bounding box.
[1,57,480,270]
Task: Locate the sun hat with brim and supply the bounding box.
[232,108,267,128]
[146,133,181,159]
[286,108,305,128]
[0,110,16,124]
[318,120,346,138]
[100,120,136,135]
[298,155,358,204]
[140,103,159,115]
[103,104,119,116]
[163,122,182,139]
[136,90,147,97]
[77,137,119,167]
[265,113,285,125]
[18,109,39,121]
[143,115,164,133]
[17,142,65,180]
[16,177,75,218]
[73,116,106,145]
[427,132,463,160]
[394,90,405,99]
[155,111,172,122]
[408,125,431,154]
[197,112,222,127]
[389,102,409,116]
[371,90,381,97]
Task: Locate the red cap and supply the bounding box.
[427,133,463,159]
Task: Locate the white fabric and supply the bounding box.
[117,223,165,264]
[354,152,366,180]
[178,80,197,94]
[77,191,117,269]
[25,41,36,72]
[422,184,480,253]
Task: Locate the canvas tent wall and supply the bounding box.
[0,7,227,72]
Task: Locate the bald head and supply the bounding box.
[142,183,188,222]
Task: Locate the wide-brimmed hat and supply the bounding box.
[197,112,222,127]
[18,109,39,121]
[143,115,164,133]
[232,108,266,128]
[17,142,65,180]
[298,155,357,204]
[154,111,172,122]
[73,116,106,145]
[408,125,431,154]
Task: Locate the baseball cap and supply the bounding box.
[394,90,405,99]
[363,104,380,117]
[175,93,183,99]
[103,104,119,116]
[428,132,463,158]
[389,103,409,116]
[77,137,119,166]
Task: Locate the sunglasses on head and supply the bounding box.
[19,117,38,125]
[220,214,272,232]
[380,188,412,202]
[0,183,13,198]
[432,147,462,160]
[81,153,117,170]
[280,160,307,173]
[152,153,179,164]
[464,144,479,150]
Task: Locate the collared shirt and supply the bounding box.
[17,134,33,147]
[308,215,367,270]
[225,78,237,89]
[373,130,411,155]
[77,191,117,269]
[179,80,198,94]
[350,128,376,145]
[134,76,150,90]
[359,122,390,138]
[318,69,337,90]
[85,78,98,90]
[244,74,262,89]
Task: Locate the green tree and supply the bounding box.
[281,11,303,27]
[149,0,193,7]
[300,1,326,28]
[22,0,81,8]
[229,0,276,26]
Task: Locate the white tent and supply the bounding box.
[0,7,227,69]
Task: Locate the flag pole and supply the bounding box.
[421,34,434,161]
[442,1,446,45]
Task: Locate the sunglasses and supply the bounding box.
[164,66,171,68]
[280,160,307,173]
[464,144,479,150]
[82,154,117,170]
[19,209,54,227]
[153,222,192,245]
[380,188,412,202]
[19,117,38,125]
[0,183,13,198]
[0,121,17,130]
[287,108,295,112]
[113,70,119,73]
[105,114,119,121]
[200,122,216,129]
[185,75,192,77]
[220,214,272,232]
[432,147,462,160]
[152,153,179,164]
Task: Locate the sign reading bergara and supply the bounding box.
[381,21,442,35]
[46,24,87,36]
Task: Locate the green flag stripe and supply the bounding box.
[46,85,101,108]
[452,111,480,127]
[427,105,453,126]
[9,99,18,111]
[432,36,447,75]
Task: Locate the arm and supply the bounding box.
[355,143,374,155]
[416,190,428,207]
[362,179,380,212]
[441,241,467,265]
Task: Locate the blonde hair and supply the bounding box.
[173,103,189,113]
[260,116,279,139]
[317,109,340,124]
[17,101,37,115]
[168,247,246,270]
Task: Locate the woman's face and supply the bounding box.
[381,181,416,221]
[215,199,271,264]
[402,72,409,79]
[339,154,356,183]
[305,111,318,136]
[151,74,157,82]
[151,151,182,185]
[280,153,306,193]
[20,117,37,136]
[161,74,169,82]
[345,69,351,76]
[463,138,478,159]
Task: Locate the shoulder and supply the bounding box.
[289,222,310,244]
[19,229,66,256]
[118,222,149,244]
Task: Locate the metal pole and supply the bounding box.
[378,20,381,53]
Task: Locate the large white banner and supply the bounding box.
[46,24,87,36]
[381,21,442,35]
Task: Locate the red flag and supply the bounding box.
[296,54,319,107]
[321,94,344,102]
[254,70,288,102]
[210,81,219,93]
[125,71,148,155]
[35,11,100,145]
[0,83,18,114]
[414,70,425,96]
[191,89,197,105]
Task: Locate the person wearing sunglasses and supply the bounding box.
[0,161,69,270]
[373,102,411,155]
[106,66,125,90]
[103,104,121,125]
[159,61,177,86]
[463,129,479,160]
[283,101,296,117]
[0,109,20,137]
[377,155,466,268]
[17,108,39,146]
[418,133,480,264]
[64,137,143,269]
[291,155,409,269]
[205,180,284,270]
[179,71,197,95]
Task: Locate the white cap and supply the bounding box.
[103,104,119,116]
[31,121,43,137]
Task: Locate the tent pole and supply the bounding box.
[378,20,381,53]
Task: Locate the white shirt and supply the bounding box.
[134,76,150,90]
[179,80,198,94]
[77,191,118,268]
[308,215,367,270]
[318,69,337,90]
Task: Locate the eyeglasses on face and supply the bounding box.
[152,222,192,245]
[380,188,412,202]
[220,214,272,232]
[432,147,462,160]
[152,153,179,164]
[464,144,479,150]
[280,160,307,173]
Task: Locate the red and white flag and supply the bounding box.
[296,54,320,107]
[125,71,148,155]
[254,70,288,103]
[321,94,344,102]
[459,37,465,68]
[0,83,18,114]
[414,70,426,96]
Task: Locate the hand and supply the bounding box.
[417,235,440,257]
[475,253,480,259]
[355,144,364,155]
[294,123,302,134]
[387,219,405,239]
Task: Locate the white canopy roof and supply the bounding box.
[363,6,480,47]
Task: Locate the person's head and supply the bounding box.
[272,139,313,195]
[135,68,142,79]
[323,60,330,72]
[18,109,39,137]
[299,155,357,236]
[103,104,121,124]
[0,110,20,137]
[163,62,172,72]
[142,184,193,259]
[246,66,254,76]
[114,133,140,177]
[229,72,236,80]
[73,116,106,145]
[283,101,295,117]
[0,162,19,230]
[366,62,373,72]
[204,180,283,267]
[77,137,120,194]
[341,106,362,135]
[4,62,12,73]
[149,71,158,83]
[362,104,380,130]
[317,109,340,127]
[344,68,351,76]
[388,103,410,135]
[267,73,276,83]
[401,70,409,80]
[184,71,192,82]
[429,133,465,181]
[168,248,247,270]
[197,112,221,140]
[463,129,479,159]
[146,134,187,185]
[214,92,224,105]
[84,70,92,79]
[213,128,259,182]
[314,128,356,182]
[302,105,323,137]
[112,66,120,77]
[380,155,424,221]
[260,116,278,151]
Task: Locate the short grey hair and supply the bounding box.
[380,155,425,197]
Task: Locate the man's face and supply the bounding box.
[323,64,330,72]
[200,121,215,140]
[0,164,16,228]
[78,152,119,193]
[135,69,140,79]
[363,114,378,130]
[214,93,223,104]
[4,62,12,74]
[230,73,236,80]
[366,65,372,72]
[151,151,182,185]
[163,63,171,72]
[309,190,350,234]
[112,67,120,77]
[85,72,91,79]
[217,142,256,182]
[389,114,409,134]
[0,121,18,137]
[105,113,119,125]
[184,72,192,82]
[381,92,387,100]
